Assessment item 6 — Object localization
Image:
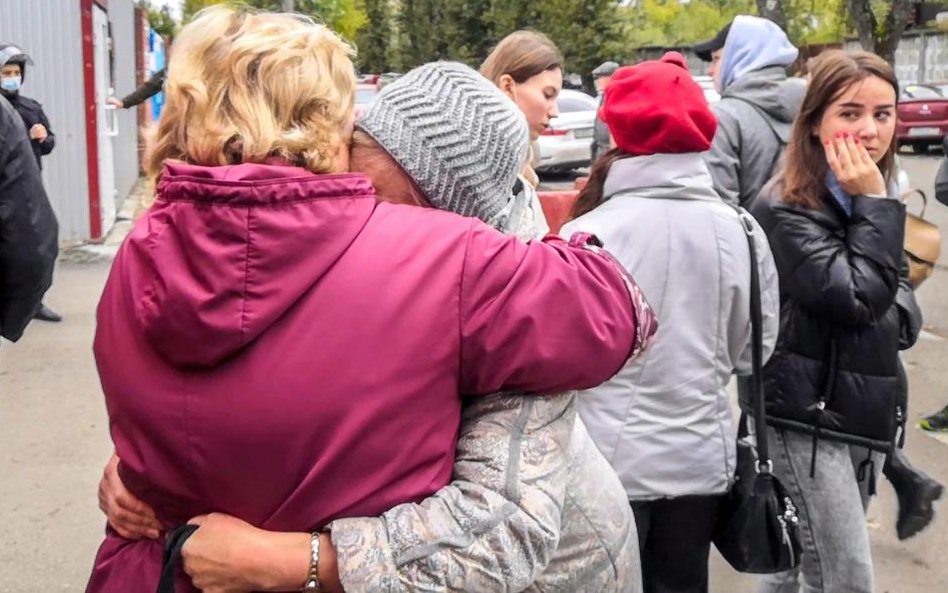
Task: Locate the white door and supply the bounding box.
[93,5,117,236]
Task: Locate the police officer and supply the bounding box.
[590,61,618,163]
[0,94,58,341]
[1,43,61,322]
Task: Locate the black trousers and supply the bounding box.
[630,495,724,593]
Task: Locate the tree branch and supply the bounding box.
[756,0,788,32]
[876,0,917,63]
[846,0,879,53]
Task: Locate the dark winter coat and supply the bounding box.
[747,182,921,452]
[0,91,55,170]
[0,96,58,342]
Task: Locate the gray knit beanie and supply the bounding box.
[358,61,530,221]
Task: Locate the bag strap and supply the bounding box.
[900,188,929,217]
[734,207,772,473]
[156,524,200,593]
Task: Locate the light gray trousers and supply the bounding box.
[756,427,883,593]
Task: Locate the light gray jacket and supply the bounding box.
[704,66,806,208]
[329,182,642,593]
[562,153,780,501]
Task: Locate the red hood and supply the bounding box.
[128,162,377,369]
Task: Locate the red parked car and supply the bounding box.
[897,83,948,153]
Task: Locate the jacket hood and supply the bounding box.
[721,67,807,132]
[603,153,720,203]
[720,15,798,94]
[129,162,377,369]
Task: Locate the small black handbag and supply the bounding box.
[712,208,803,574]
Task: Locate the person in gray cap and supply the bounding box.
[693,22,730,86]
[591,60,619,162]
[97,60,654,593]
[698,16,806,208]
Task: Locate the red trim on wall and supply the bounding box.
[81,0,102,240]
[134,6,146,174]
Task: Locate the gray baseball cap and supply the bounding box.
[592,61,620,77]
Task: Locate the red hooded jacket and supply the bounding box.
[86,162,639,591]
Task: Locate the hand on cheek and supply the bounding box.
[822,131,887,197]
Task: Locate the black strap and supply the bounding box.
[734,207,771,471]
[156,524,199,593]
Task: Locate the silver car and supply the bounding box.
[536,89,599,173]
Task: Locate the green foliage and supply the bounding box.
[537,0,624,92]
[181,0,367,43]
[137,0,179,38]
[396,0,448,69]
[391,0,624,88]
[355,0,389,71]
[619,0,752,51]
[785,0,849,46]
[154,0,922,80]
[615,0,859,59]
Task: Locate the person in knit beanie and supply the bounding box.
[357,61,529,224]
[563,51,781,593]
[332,61,648,590]
[357,60,550,240]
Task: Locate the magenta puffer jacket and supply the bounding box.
[86,162,643,592]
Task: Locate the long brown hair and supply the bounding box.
[570,148,631,220]
[780,50,898,209]
[479,30,563,85]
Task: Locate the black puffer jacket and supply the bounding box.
[747,181,920,452]
[0,96,58,341]
[0,91,55,170]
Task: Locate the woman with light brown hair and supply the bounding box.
[750,50,922,593]
[86,7,649,592]
[481,30,563,189]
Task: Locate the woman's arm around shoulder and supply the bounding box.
[457,221,656,396]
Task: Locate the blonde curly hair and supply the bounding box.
[147,6,356,177]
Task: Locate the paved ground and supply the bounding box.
[1,155,946,591]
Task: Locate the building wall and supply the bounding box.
[109,0,142,212]
[0,0,91,241]
[845,31,948,84]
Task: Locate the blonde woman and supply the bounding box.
[86,8,646,593]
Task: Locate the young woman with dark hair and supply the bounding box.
[750,50,923,593]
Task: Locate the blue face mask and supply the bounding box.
[1,76,22,92]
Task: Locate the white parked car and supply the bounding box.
[693,75,720,103]
[536,89,599,173]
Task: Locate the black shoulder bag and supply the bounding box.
[712,208,803,574]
